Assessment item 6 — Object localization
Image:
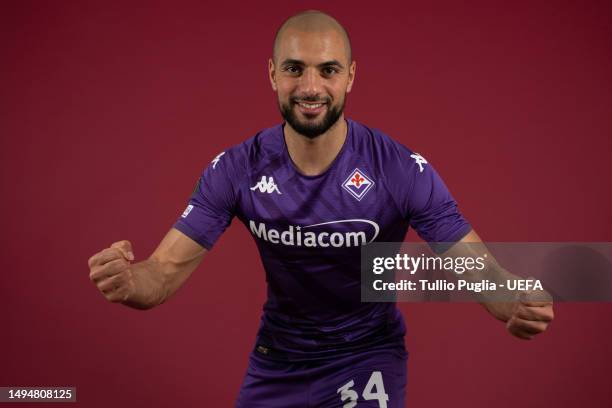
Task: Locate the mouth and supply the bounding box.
[294,100,327,116]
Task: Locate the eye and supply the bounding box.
[322,66,339,76]
[285,65,302,74]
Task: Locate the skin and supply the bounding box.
[457,230,554,340]
[88,11,553,339]
[88,231,204,309]
[269,12,355,176]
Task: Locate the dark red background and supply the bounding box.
[2,1,611,407]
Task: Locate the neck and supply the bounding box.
[284,115,347,176]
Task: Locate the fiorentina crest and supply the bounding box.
[342,168,375,201]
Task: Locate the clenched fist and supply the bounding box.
[506,291,554,340]
[88,240,136,303]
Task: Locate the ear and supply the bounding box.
[268,58,278,91]
[346,60,356,93]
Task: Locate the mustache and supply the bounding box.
[291,95,331,104]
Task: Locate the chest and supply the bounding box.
[235,162,401,248]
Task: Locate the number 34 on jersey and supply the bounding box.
[337,371,389,408]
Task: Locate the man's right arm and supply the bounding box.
[88,228,207,310]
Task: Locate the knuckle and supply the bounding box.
[96,277,109,290]
[91,265,106,280]
[107,273,119,284]
[113,257,127,266]
[507,321,517,332]
[110,289,124,303]
[116,259,129,271]
[95,265,108,278]
[113,274,125,286]
[97,248,115,263]
[107,258,127,273]
[102,286,119,302]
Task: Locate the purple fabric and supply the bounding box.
[235,347,408,407]
[173,118,471,360]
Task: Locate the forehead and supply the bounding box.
[276,28,349,64]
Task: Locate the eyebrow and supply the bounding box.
[280,58,345,70]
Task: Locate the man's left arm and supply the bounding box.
[387,144,554,339]
[450,229,555,340]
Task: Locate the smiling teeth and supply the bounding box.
[299,103,323,109]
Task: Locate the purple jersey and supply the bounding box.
[174,118,471,361]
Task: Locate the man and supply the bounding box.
[88,10,553,407]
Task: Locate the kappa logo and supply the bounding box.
[410,153,427,173]
[251,176,282,194]
[211,152,225,169]
[342,168,375,201]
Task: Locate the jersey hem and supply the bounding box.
[172,222,213,250]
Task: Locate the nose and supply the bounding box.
[298,67,323,97]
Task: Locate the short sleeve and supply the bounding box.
[383,141,471,245]
[173,151,237,249]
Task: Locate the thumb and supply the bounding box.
[518,277,552,306]
[506,315,516,329]
[110,240,135,261]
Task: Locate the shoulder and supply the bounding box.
[347,118,424,175]
[202,122,285,176]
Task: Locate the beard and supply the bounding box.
[279,96,345,139]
